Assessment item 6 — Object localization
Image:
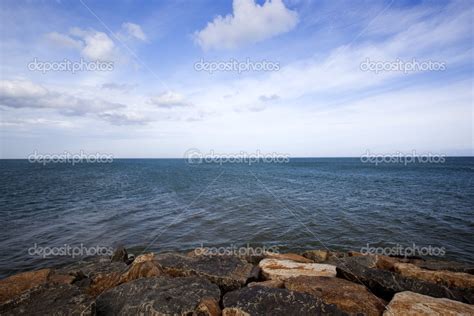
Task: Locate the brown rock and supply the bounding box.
[375,255,402,271]
[248,280,284,288]
[285,276,386,316]
[196,297,221,316]
[302,249,330,263]
[265,252,313,263]
[383,291,474,315]
[259,258,337,281]
[0,269,51,304]
[119,260,162,283]
[393,262,474,289]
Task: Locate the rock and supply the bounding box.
[110,246,128,263]
[0,268,74,304]
[259,258,337,281]
[222,286,347,315]
[393,262,474,288]
[265,252,314,263]
[188,247,265,264]
[248,280,284,288]
[119,254,162,283]
[95,276,220,315]
[285,276,386,316]
[0,283,94,316]
[155,252,255,291]
[336,258,474,304]
[375,255,403,271]
[329,254,378,269]
[383,291,474,315]
[410,259,474,274]
[196,297,221,316]
[302,250,330,263]
[58,258,128,296]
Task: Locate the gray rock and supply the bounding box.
[155,253,255,291]
[222,286,348,315]
[0,283,94,316]
[336,257,474,304]
[95,276,221,315]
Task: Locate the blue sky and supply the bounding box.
[0,0,472,158]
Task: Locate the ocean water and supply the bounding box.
[0,158,473,278]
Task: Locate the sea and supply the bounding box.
[0,157,473,278]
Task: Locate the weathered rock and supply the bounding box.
[119,258,162,283]
[155,252,255,291]
[259,258,337,281]
[265,252,313,263]
[95,276,220,315]
[110,246,128,263]
[0,283,94,316]
[410,259,474,275]
[188,247,265,264]
[336,258,474,304]
[329,254,378,269]
[223,286,347,315]
[248,280,284,288]
[302,250,330,263]
[0,268,75,304]
[285,276,386,316]
[383,291,474,315]
[58,258,128,296]
[393,262,474,288]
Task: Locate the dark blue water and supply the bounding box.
[1,158,473,278]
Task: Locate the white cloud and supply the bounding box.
[121,22,147,41]
[0,80,129,118]
[45,32,83,50]
[148,91,192,108]
[46,27,118,61]
[194,0,298,50]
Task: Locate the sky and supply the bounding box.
[0,0,472,158]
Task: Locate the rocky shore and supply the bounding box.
[0,247,473,315]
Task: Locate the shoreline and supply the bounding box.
[1,247,473,315]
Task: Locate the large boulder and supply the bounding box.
[383,291,474,315]
[222,286,347,315]
[95,276,221,315]
[0,283,94,316]
[393,262,474,288]
[155,253,255,291]
[336,258,474,304]
[0,268,74,304]
[259,258,336,281]
[285,276,386,316]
